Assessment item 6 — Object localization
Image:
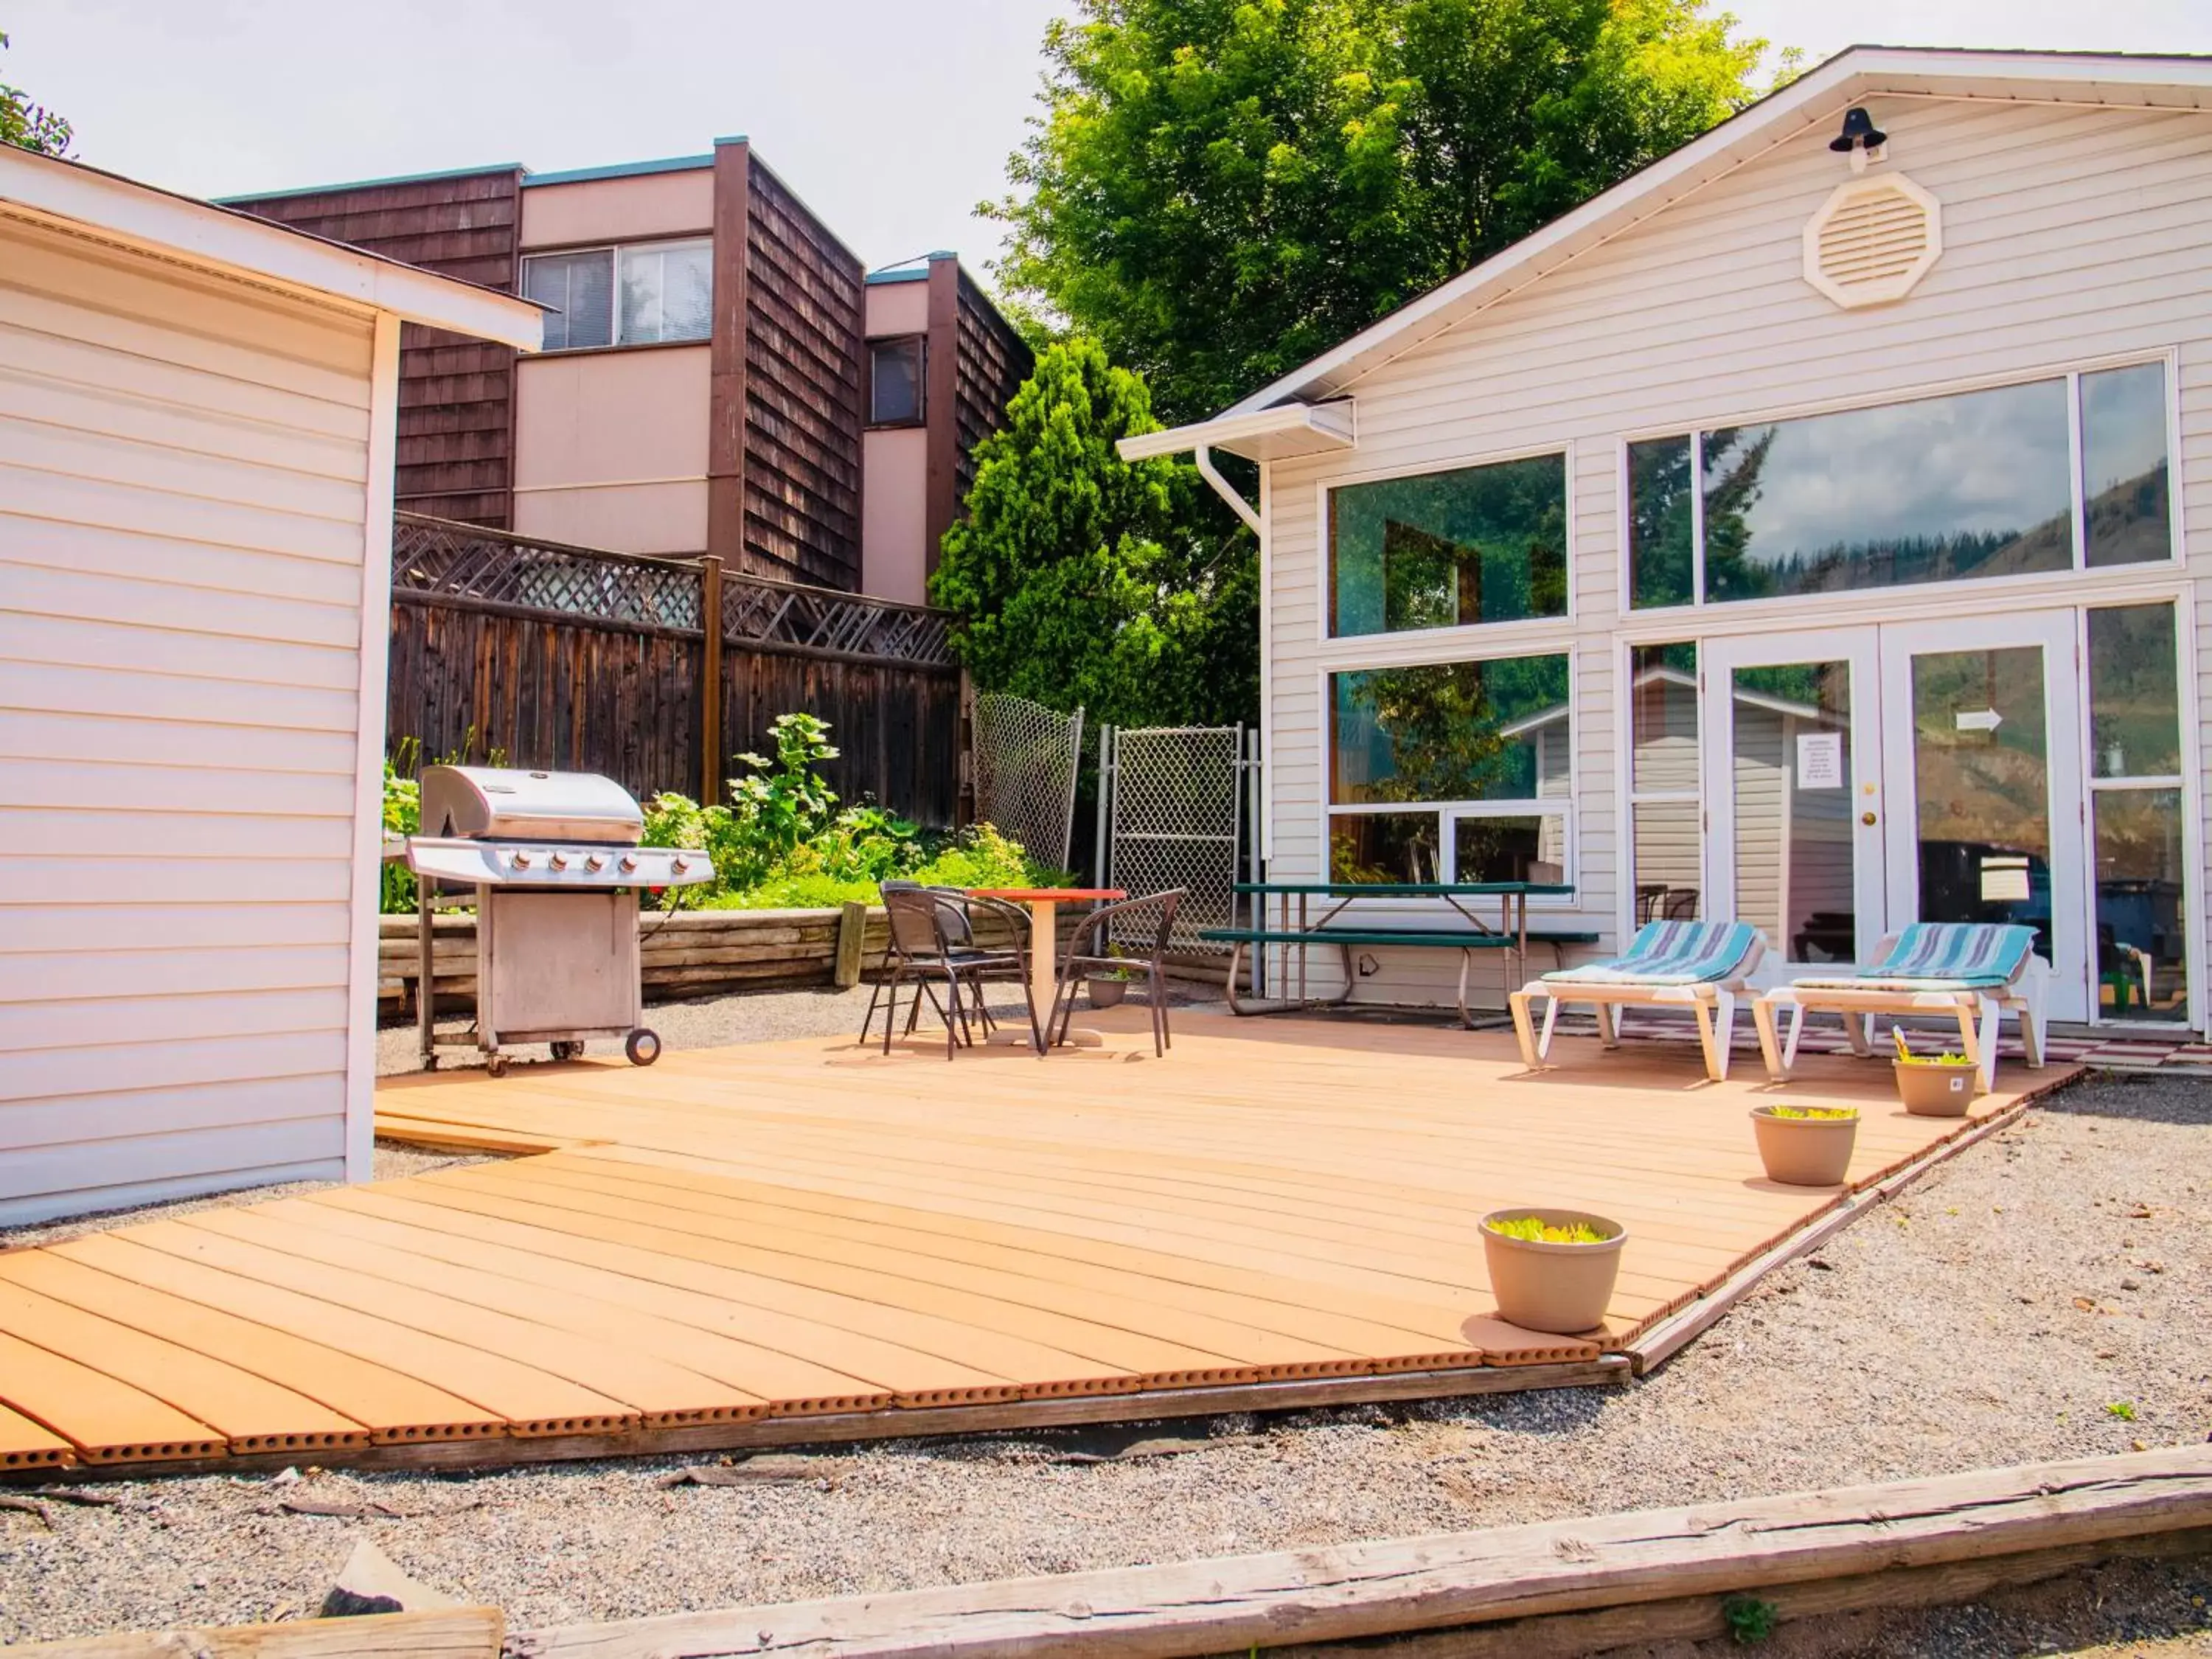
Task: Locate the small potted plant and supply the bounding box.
[1479,1208,1627,1335]
[1086,945,1134,1009]
[1749,1104,1859,1186]
[1891,1031,1980,1116]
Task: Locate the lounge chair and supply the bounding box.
[1751,922,2046,1091]
[1509,920,1767,1082]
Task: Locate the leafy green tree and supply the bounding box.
[1,29,71,157]
[930,337,1255,727]
[993,0,1773,421]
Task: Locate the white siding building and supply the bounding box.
[0,147,540,1224]
[1130,49,2211,1034]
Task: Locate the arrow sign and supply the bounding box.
[1955,708,2004,734]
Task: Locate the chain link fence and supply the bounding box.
[971,693,1085,872]
[1101,725,1259,958]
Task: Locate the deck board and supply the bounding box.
[0,1010,2068,1474]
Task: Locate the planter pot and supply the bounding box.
[1749,1107,1859,1187]
[1479,1208,1627,1335]
[1086,978,1129,1009]
[1893,1060,1980,1117]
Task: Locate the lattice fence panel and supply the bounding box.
[972,694,1084,872]
[1107,726,1245,954]
[392,515,702,630]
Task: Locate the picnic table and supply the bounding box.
[1200,881,1596,1028]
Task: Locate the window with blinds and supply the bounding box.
[522,239,712,349]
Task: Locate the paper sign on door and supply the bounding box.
[1795,731,1845,790]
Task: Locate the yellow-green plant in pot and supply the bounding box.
[1891,1031,1980,1116]
[1749,1104,1859,1186]
[1479,1209,1627,1335]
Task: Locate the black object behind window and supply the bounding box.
[871,335,926,425]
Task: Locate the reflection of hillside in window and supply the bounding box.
[2082,363,2171,568]
[1329,455,1567,636]
[1702,378,2074,600]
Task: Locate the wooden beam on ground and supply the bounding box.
[506,1446,2212,1658]
[16,1607,502,1657]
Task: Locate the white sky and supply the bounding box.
[7,1,2212,279]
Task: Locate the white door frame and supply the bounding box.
[1703,628,1886,968]
[1877,610,2088,1023]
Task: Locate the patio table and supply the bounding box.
[1211,881,1587,1026]
[968,886,1124,1042]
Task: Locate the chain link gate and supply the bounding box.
[970,692,1085,871]
[1099,725,1262,962]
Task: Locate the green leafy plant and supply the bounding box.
[1764,1105,1859,1121]
[1721,1593,1778,1644]
[1893,1032,1975,1066]
[2107,1401,2138,1422]
[380,734,504,912]
[1485,1215,1613,1245]
[1,29,71,157]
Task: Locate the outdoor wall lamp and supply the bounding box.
[1829,105,1889,173]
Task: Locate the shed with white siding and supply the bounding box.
[1131,48,2212,1035]
[0,147,540,1225]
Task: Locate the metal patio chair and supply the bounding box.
[1046,888,1184,1057]
[863,883,1043,1057]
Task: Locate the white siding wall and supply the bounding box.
[0,217,376,1224]
[1265,97,2212,1015]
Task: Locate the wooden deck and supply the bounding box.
[0,1011,2070,1476]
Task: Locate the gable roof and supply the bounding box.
[0,144,543,349]
[1129,46,2212,459]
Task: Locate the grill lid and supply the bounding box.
[418,765,645,846]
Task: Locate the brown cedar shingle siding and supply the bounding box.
[230,168,523,527]
[742,155,865,591]
[953,267,1032,509]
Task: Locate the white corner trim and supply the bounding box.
[344,312,402,1184]
[0,145,543,349]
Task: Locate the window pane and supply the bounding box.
[1329,813,1441,884]
[619,242,712,344]
[1632,801,1703,922]
[523,251,613,350]
[1330,655,1569,805]
[1627,437,1695,608]
[2095,788,2188,1021]
[2082,362,2171,568]
[1702,379,2072,601]
[870,338,925,425]
[1731,661,1857,962]
[2088,604,2180,779]
[1453,815,1568,884]
[1328,456,1566,636]
[1630,642,1697,793]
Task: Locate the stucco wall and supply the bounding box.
[512,345,710,555]
[519,168,714,249]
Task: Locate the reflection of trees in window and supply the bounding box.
[1332,455,1566,635]
[1627,437,1695,608]
[1331,815,1440,884]
[1699,425,1774,601]
[1332,656,1568,805]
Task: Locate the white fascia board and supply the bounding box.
[1116,399,1355,463]
[1218,46,2212,417]
[0,147,543,350]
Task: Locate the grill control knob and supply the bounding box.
[585,853,608,872]
[549,852,569,872]
[510,851,532,870]
[619,853,640,874]
[672,856,692,874]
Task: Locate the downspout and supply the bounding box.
[1194,445,1270,872]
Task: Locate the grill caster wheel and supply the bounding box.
[550,1040,584,1061]
[486,1054,509,1079]
[625,1029,662,1067]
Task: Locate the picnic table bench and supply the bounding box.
[1201,881,1598,1027]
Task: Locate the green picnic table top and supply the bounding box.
[1234,881,1576,897]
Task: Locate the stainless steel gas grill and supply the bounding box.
[397,766,714,1076]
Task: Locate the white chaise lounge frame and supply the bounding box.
[1509,927,1768,1083]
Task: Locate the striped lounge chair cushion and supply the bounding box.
[1543,919,1761,987]
[1791,922,2037,992]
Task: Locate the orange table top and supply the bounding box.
[970,888,1125,902]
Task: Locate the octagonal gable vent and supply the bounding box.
[1802,173,1942,310]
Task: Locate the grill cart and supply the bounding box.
[394,766,714,1077]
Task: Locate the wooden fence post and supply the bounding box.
[699,555,723,801]
[833,900,869,989]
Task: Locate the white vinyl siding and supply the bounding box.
[1263,97,2212,1016]
[0,215,376,1225]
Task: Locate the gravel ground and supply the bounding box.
[1,1065,2205,1649]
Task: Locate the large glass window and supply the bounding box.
[2087,603,2188,1021]
[1627,642,1701,922]
[522,240,712,349]
[1628,364,2174,606]
[1328,654,1570,883]
[1329,455,1567,637]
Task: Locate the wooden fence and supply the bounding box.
[386,514,964,821]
